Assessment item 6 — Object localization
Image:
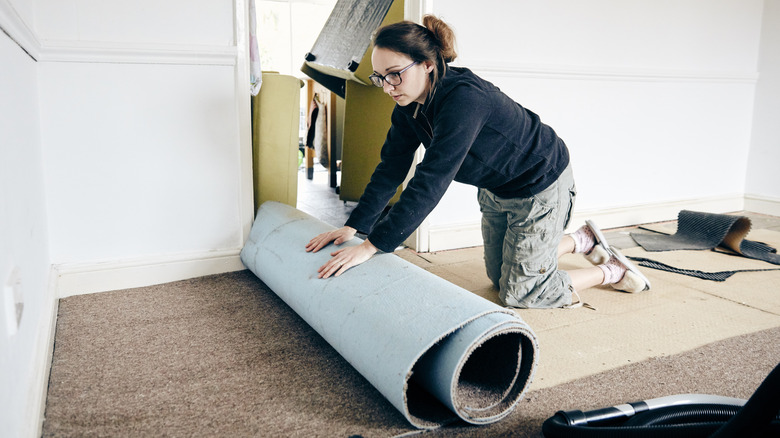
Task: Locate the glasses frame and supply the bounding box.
[369,61,419,88]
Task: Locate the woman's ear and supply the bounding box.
[423,61,435,74]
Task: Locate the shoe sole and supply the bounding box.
[609,247,651,292]
[584,220,610,265]
[585,219,608,247]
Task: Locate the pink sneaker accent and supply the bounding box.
[571,225,596,254]
[599,256,627,285]
[570,220,611,265]
[600,248,652,293]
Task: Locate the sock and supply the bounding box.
[599,257,627,285]
[570,225,596,254]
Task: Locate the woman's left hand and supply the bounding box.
[317,239,379,279]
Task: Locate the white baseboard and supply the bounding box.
[423,194,751,252]
[427,222,483,252]
[567,194,747,232]
[56,249,246,298]
[744,193,780,217]
[23,270,59,438]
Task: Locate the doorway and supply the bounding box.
[255,0,353,227]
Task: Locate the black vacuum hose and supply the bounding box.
[542,361,780,438]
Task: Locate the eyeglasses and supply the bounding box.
[369,61,419,88]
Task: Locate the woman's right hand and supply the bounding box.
[305,226,357,253]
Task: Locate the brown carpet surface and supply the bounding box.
[43,270,780,437]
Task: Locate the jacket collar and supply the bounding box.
[400,66,464,119]
[405,85,436,119]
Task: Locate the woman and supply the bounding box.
[306,15,649,308]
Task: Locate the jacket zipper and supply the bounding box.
[418,111,433,141]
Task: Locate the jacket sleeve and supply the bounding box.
[365,85,493,252]
[344,107,421,236]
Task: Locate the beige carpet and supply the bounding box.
[43,224,780,437]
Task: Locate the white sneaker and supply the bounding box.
[606,247,651,293]
[583,220,611,265]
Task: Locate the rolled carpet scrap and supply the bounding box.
[240,201,538,429]
[631,210,780,265]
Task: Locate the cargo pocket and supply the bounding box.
[563,185,577,230]
[518,253,556,278]
[503,230,557,286]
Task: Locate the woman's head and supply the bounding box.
[370,15,457,106]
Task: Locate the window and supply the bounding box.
[256,0,337,77]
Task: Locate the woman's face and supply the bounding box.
[371,47,433,106]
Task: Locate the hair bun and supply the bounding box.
[423,15,457,63]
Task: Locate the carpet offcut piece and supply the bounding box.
[627,256,780,282]
[631,210,780,265]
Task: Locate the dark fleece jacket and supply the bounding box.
[345,66,570,253]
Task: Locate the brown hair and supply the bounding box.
[372,15,457,98]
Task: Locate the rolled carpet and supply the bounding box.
[240,201,538,429]
[631,210,780,265]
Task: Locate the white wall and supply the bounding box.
[38,62,242,263]
[0,12,54,438]
[1,0,252,433]
[33,0,252,295]
[35,0,233,47]
[419,0,771,251]
[746,0,780,212]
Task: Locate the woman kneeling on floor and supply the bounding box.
[306,15,650,308]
